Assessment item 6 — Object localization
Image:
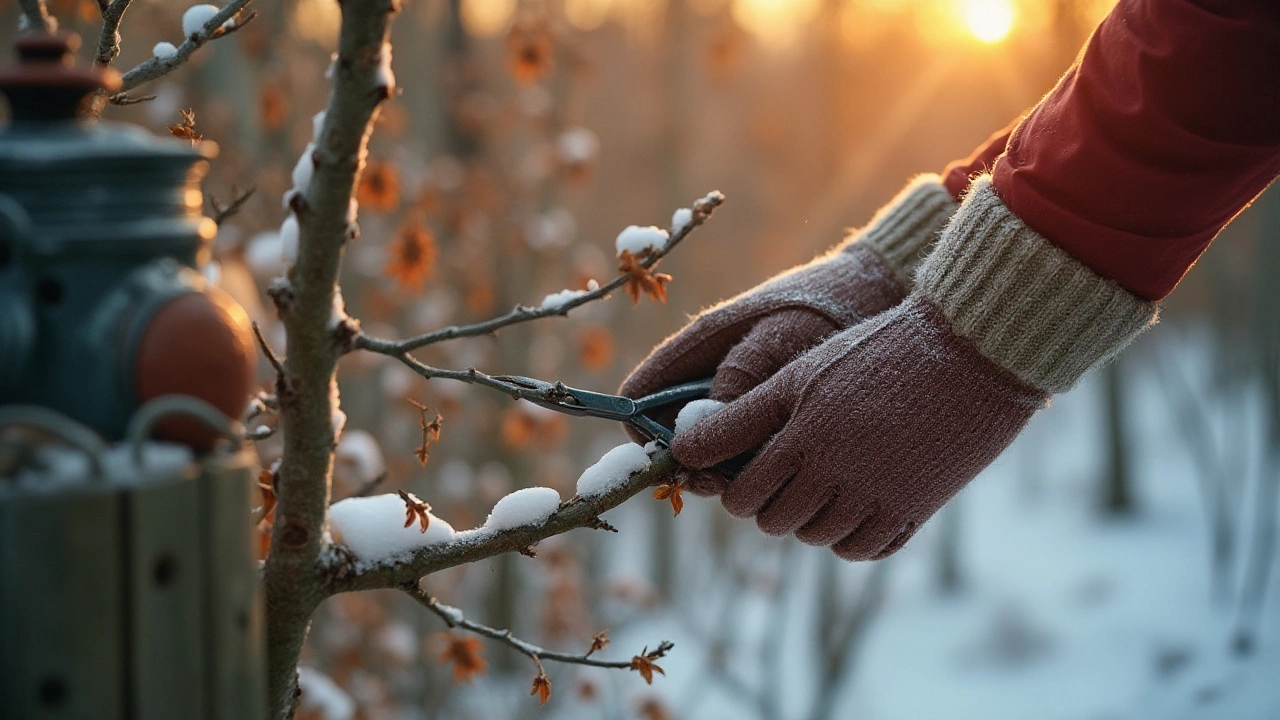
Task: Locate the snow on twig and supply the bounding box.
[110,0,256,100]
[354,190,725,356]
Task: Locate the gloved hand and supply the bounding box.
[672,178,1157,559]
[620,176,957,493]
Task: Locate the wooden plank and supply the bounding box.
[0,487,125,720]
[127,473,206,720]
[200,450,266,720]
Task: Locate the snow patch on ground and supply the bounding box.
[576,443,652,498]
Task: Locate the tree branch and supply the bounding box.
[110,0,256,100]
[355,191,724,355]
[260,0,399,716]
[405,583,674,671]
[94,0,134,68]
[330,449,681,593]
[18,0,55,32]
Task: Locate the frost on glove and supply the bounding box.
[619,176,956,493]
[673,177,1158,559]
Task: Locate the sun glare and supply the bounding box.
[960,0,1015,43]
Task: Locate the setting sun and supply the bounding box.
[960,0,1015,43]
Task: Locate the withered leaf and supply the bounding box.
[530,673,552,706]
[629,650,666,685]
[618,250,672,305]
[438,634,487,684]
[167,108,203,146]
[408,398,443,466]
[397,489,431,533]
[587,630,610,657]
[652,482,684,517]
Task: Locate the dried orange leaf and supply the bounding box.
[587,630,610,656]
[618,250,672,305]
[397,489,431,533]
[438,634,487,684]
[530,673,552,705]
[167,108,202,146]
[652,482,684,517]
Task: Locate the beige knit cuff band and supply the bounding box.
[850,174,957,289]
[915,177,1158,394]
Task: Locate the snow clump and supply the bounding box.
[182,4,219,37]
[615,225,669,257]
[484,487,561,531]
[575,443,652,498]
[671,207,693,235]
[152,42,178,60]
[279,214,299,265]
[329,494,455,561]
[291,144,314,198]
[375,42,395,91]
[675,399,725,435]
[539,280,599,311]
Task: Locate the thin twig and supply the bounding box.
[108,93,157,106]
[356,191,725,355]
[111,0,256,98]
[405,583,674,671]
[348,471,388,499]
[210,185,257,225]
[252,321,285,377]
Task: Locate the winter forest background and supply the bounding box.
[5,0,1279,718]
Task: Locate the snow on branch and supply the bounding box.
[355,191,725,356]
[329,449,681,593]
[109,0,256,104]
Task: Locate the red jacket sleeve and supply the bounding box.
[990,0,1280,301]
[942,120,1017,202]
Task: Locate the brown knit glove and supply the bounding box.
[672,178,1158,560]
[620,176,956,492]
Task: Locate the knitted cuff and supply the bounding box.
[915,177,1158,394]
[850,174,957,289]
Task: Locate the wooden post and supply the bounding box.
[0,412,265,719]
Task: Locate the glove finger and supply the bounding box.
[795,497,877,548]
[755,479,837,536]
[718,437,802,519]
[619,310,764,446]
[670,375,792,470]
[712,309,840,401]
[683,469,729,497]
[870,522,918,561]
[832,512,907,561]
[619,309,761,401]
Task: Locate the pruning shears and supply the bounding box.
[494,375,750,477]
